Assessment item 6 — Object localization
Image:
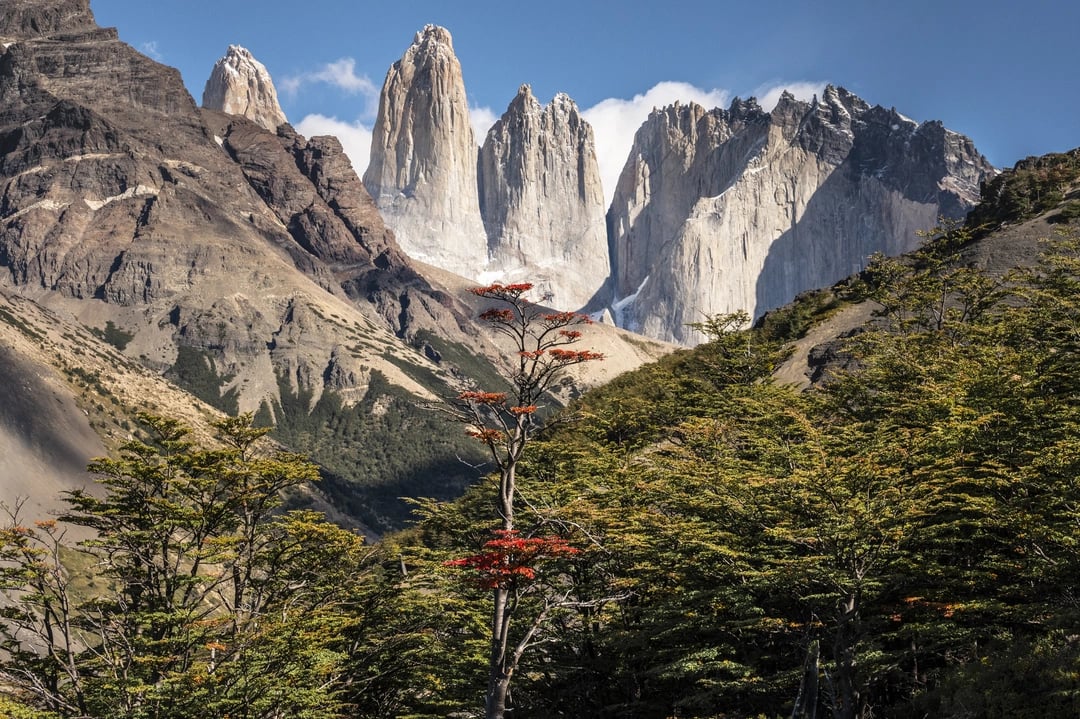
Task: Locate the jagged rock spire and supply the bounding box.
[362,25,488,276]
[202,45,287,131]
[478,84,609,310]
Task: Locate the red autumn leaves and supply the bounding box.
[445,530,580,589]
[455,281,604,446]
[445,281,597,590]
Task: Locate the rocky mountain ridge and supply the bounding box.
[607,86,993,343]
[364,27,611,311]
[0,1,671,530]
[361,28,993,343]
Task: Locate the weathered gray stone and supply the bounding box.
[607,86,994,344]
[362,25,487,277]
[202,45,287,132]
[478,85,609,310]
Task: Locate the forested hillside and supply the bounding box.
[3,182,1080,717]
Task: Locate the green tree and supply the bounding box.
[0,414,367,719]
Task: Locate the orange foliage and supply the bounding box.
[458,391,508,405]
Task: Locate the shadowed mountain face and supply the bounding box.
[0,2,672,531]
[0,334,103,521]
[0,0,488,530]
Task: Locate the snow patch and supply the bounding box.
[84,185,157,211]
[2,199,70,222]
[63,153,125,163]
[214,135,224,146]
[611,275,649,328]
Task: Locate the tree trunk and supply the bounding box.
[792,639,819,719]
[486,672,511,719]
[487,586,511,719]
[833,594,860,719]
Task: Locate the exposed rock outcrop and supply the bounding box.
[478,85,609,309]
[201,45,287,131]
[0,0,481,413]
[0,0,96,39]
[607,86,994,344]
[362,25,487,277]
[0,0,679,532]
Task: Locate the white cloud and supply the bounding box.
[278,76,300,95]
[312,58,377,96]
[469,106,498,144]
[140,41,163,62]
[282,58,380,117]
[294,114,373,176]
[751,81,827,112]
[582,82,730,206]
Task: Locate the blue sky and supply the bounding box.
[91,0,1078,202]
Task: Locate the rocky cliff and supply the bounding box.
[364,29,610,311]
[362,27,991,334]
[478,85,609,309]
[0,0,482,528]
[0,0,475,407]
[202,45,288,131]
[362,25,487,277]
[607,86,994,344]
[0,2,668,530]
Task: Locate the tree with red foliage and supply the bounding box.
[445,529,580,589]
[443,282,603,719]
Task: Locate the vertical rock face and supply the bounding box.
[608,86,994,344]
[362,25,487,277]
[478,85,609,309]
[201,45,287,132]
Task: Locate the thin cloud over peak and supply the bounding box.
[751,81,827,111]
[282,58,380,117]
[581,82,730,207]
[141,41,163,62]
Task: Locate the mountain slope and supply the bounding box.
[0,1,671,531]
